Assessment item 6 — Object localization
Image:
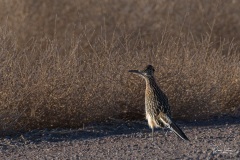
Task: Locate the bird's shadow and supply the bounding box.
[1,116,240,147]
[4,120,150,144]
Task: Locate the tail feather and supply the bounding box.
[158,112,189,141]
[169,121,189,141]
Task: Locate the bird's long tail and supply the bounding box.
[169,121,189,141]
[158,113,189,141]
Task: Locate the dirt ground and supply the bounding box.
[0,117,239,159]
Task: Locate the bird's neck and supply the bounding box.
[145,76,157,90]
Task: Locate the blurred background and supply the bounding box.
[0,0,239,135]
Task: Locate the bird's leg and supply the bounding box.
[163,128,168,141]
[165,128,169,137]
[152,128,154,141]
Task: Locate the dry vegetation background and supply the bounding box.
[0,0,240,135]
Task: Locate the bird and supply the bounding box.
[129,65,189,141]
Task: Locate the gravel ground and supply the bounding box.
[0,117,239,159]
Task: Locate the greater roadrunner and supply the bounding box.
[129,65,189,141]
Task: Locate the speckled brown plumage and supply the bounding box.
[129,65,189,141]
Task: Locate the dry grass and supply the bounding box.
[0,0,240,135]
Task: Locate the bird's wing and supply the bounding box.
[155,89,171,115]
[157,112,189,141]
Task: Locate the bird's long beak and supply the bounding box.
[128,70,142,75]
